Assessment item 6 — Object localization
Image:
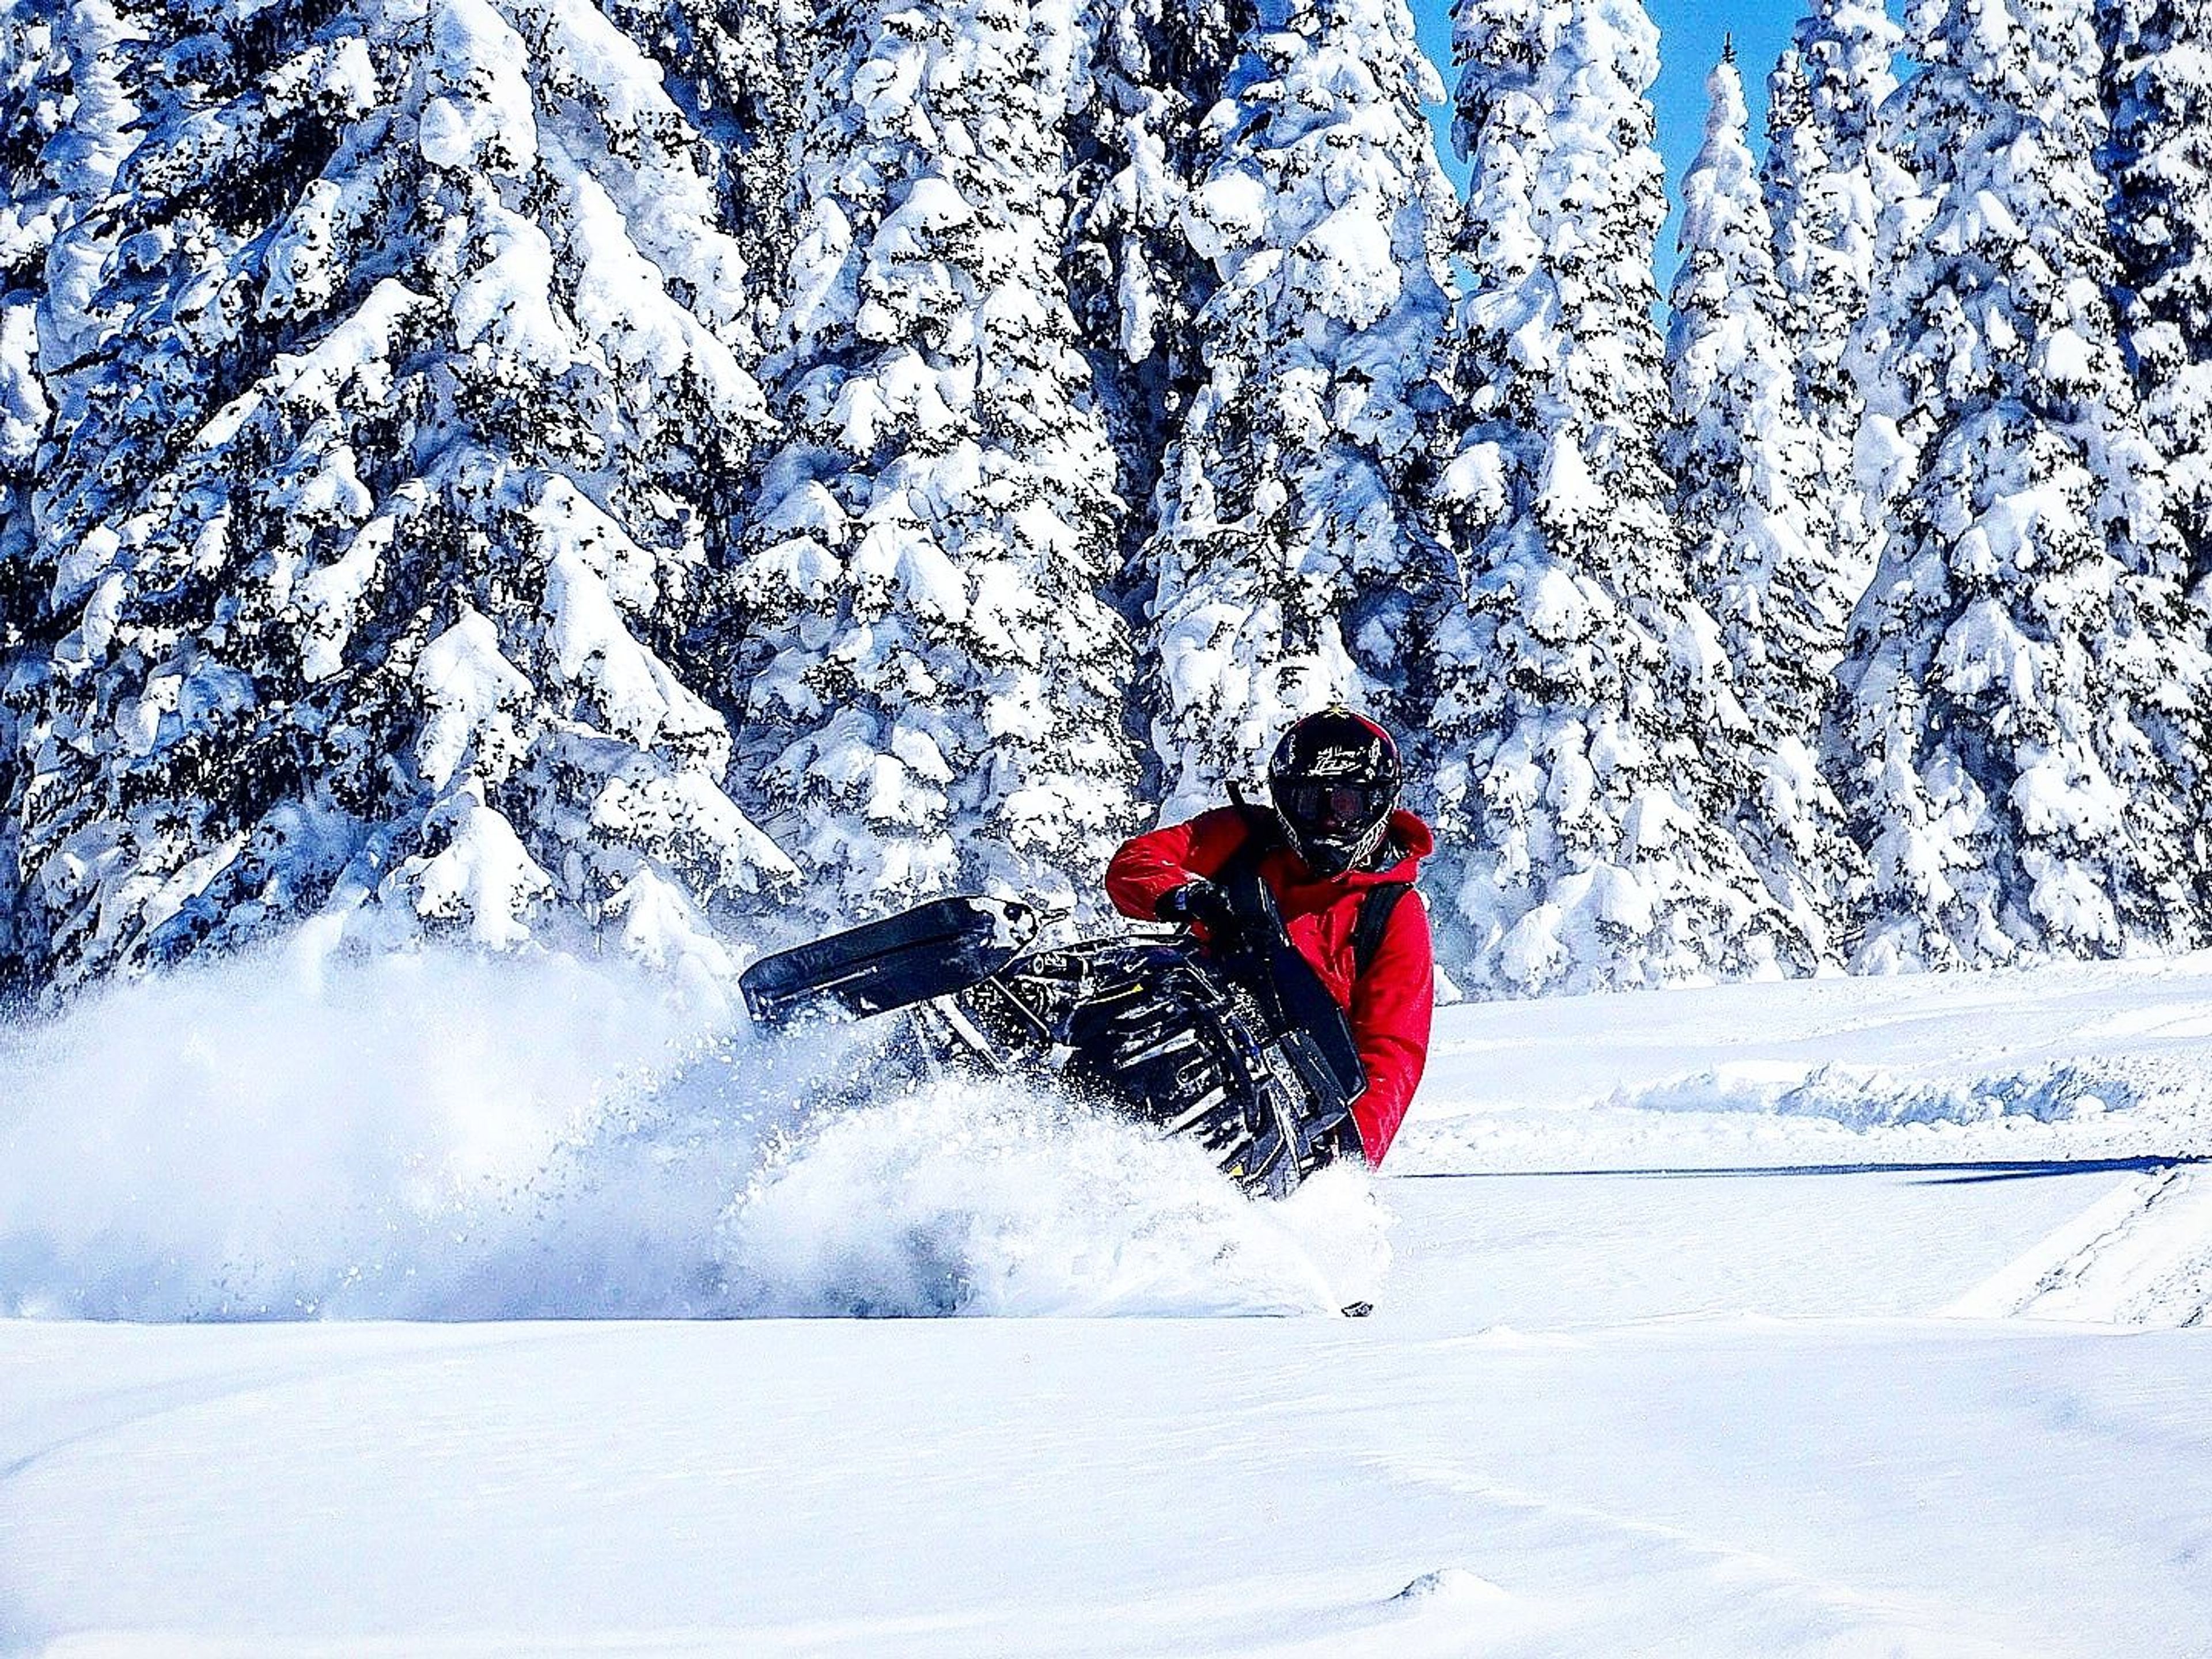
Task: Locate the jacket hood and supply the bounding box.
[1369,809,1433,881]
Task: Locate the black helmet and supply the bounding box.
[1267,707,1403,876]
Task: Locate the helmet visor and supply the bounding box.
[1279,781,1391,837]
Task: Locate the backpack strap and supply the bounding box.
[1213,791,1281,896]
[1223,787,1412,983]
[1353,881,1415,978]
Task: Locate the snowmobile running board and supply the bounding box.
[741,896,1041,1031]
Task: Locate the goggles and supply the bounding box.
[1279,781,1389,835]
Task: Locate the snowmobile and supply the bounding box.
[739,868,1368,1198]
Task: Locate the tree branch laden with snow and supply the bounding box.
[5,0,795,999]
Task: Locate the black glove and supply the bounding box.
[1156,878,1237,933]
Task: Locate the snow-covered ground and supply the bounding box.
[6,949,2212,1655]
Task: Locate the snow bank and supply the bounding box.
[1617,1059,2145,1128]
[0,944,1379,1321]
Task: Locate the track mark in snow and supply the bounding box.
[1362,1457,2032,1657]
[0,1328,557,1494]
[1948,1165,2212,1326]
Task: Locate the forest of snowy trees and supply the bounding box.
[1,0,2208,1007]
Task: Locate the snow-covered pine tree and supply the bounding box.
[1425,0,1802,997]
[1665,48,1859,961]
[10,0,795,998]
[1774,0,1903,305]
[1758,46,1820,325]
[0,0,41,992]
[1762,0,1912,605]
[0,4,45,961]
[2101,0,2212,579]
[0,0,137,994]
[1056,2,1242,821]
[1759,49,1841,475]
[1063,0,1238,495]
[1137,0,1456,815]
[735,0,1141,921]
[0,0,66,577]
[1828,0,2212,968]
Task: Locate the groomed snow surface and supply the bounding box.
[6,947,2212,1656]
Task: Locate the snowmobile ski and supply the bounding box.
[741,896,1041,1031]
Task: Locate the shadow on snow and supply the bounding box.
[1395,1156,2212,1186]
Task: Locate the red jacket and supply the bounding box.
[1104,806,1435,1166]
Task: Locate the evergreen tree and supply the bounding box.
[1429,0,1802,997]
[1,0,137,993]
[1762,0,1912,603]
[1784,0,1903,262]
[1139,0,1456,815]
[1759,47,1820,321]
[1063,0,1238,496]
[9,0,794,998]
[1666,49,1858,959]
[0,0,66,567]
[1759,47,1837,451]
[0,0,45,993]
[2102,0,2212,578]
[736,0,1141,921]
[1831,0,2212,968]
[1058,1,1240,824]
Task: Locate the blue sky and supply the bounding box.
[1407,0,1805,282]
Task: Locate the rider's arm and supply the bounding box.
[1346,888,1434,1166]
[1104,808,1252,921]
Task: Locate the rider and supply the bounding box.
[1104,707,1435,1167]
